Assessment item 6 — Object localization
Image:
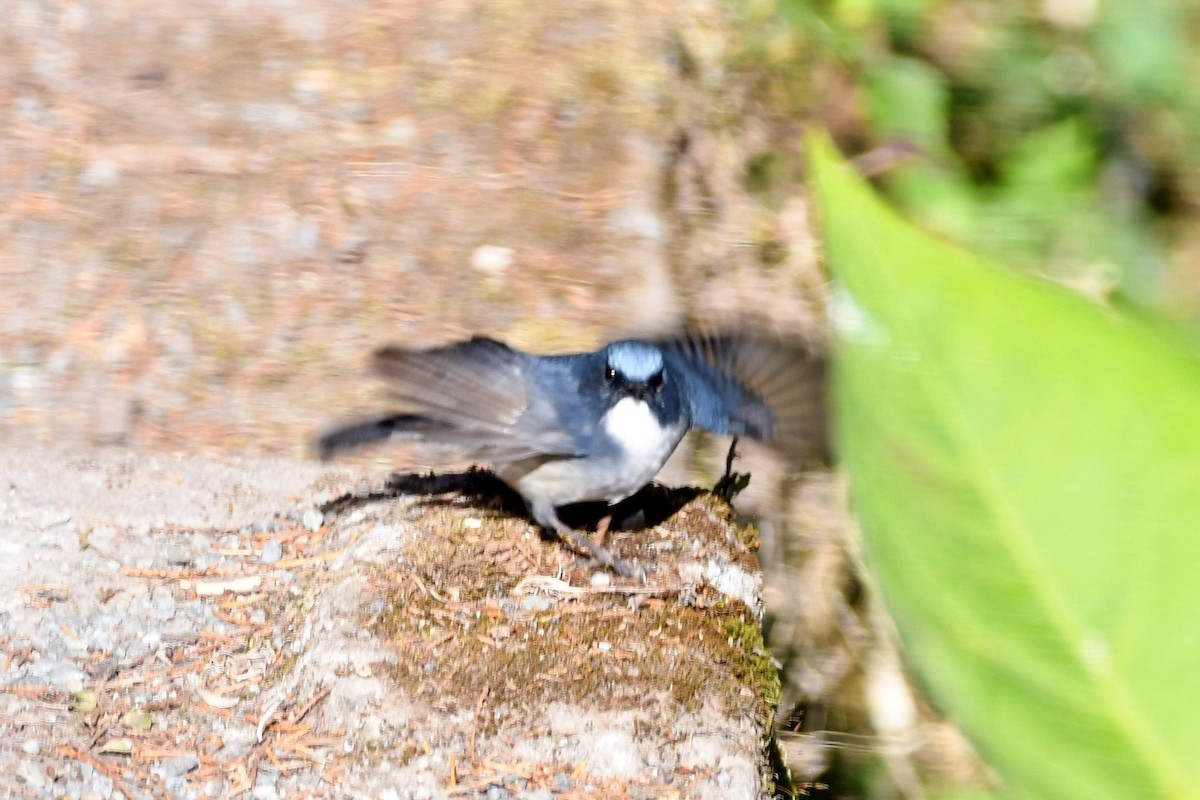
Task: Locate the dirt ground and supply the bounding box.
[0,0,827,456]
[0,1,986,797]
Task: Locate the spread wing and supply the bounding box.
[317,336,584,462]
[657,331,829,462]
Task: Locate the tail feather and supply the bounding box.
[316,414,454,459]
[317,412,566,464]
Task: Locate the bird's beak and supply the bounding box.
[626,382,650,401]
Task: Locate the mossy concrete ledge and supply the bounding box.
[0,448,783,799]
[278,478,785,799]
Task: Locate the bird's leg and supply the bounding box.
[531,503,640,579]
[594,514,612,547]
[713,436,750,501]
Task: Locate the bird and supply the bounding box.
[318,331,827,576]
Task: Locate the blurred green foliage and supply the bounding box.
[809,131,1200,800]
[733,0,1200,316]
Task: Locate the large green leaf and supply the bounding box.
[805,132,1200,799]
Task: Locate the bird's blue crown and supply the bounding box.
[606,341,663,382]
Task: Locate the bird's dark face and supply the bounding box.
[599,341,684,426]
[603,361,663,401]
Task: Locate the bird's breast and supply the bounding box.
[496,398,686,511]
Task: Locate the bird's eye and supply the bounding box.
[648,371,664,390]
[604,366,617,383]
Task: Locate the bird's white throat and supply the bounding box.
[602,397,678,465]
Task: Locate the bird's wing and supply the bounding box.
[371,336,529,434]
[318,336,583,461]
[657,331,829,461]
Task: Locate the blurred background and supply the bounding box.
[4,0,1200,795]
[7,0,1200,453]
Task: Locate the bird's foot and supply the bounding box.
[713,470,751,502]
[579,539,644,581]
[554,524,642,580]
[573,554,643,580]
[594,553,644,581]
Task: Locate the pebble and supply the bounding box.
[150,586,177,620]
[485,784,510,800]
[214,742,251,761]
[159,754,200,779]
[254,768,280,793]
[15,760,46,792]
[259,539,283,564]
[244,519,277,535]
[79,158,121,190]
[587,729,642,777]
[302,508,324,532]
[518,595,551,613]
[43,663,89,692]
[471,245,514,276]
[163,544,194,565]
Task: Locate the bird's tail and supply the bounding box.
[316,414,456,460]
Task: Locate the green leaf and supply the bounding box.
[865,57,979,241]
[1094,0,1188,103]
[976,119,1104,274]
[866,57,950,150]
[805,131,1200,799]
[120,710,154,732]
[70,689,97,714]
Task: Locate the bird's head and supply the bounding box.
[603,341,666,402]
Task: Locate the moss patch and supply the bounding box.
[364,487,778,741]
